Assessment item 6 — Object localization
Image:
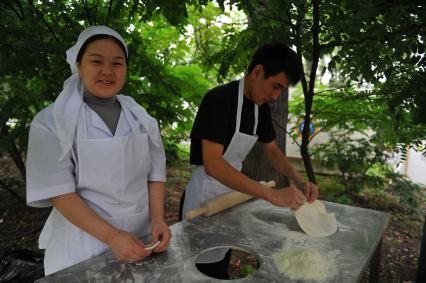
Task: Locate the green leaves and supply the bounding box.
[0,0,216,165]
[1,0,425,170]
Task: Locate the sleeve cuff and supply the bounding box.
[148,174,166,182]
[27,183,75,208]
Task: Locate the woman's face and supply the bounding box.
[77,38,127,98]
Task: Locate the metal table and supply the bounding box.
[37,200,389,282]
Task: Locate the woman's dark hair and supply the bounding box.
[247,43,303,86]
[76,34,128,64]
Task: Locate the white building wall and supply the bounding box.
[395,148,426,186]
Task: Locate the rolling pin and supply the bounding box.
[185,180,276,220]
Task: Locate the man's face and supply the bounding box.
[248,65,289,105]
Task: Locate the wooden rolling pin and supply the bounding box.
[185,180,276,220]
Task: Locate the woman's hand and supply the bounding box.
[106,229,151,263]
[50,193,151,263]
[150,218,171,253]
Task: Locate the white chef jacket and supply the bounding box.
[26,100,166,208]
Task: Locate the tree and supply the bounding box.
[2,0,424,207]
[0,0,214,198]
[193,0,425,183]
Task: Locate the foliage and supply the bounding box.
[382,169,424,210]
[183,2,248,82]
[313,129,424,211]
[317,0,426,131]
[0,0,218,174]
[298,0,425,158]
[1,0,425,198]
[325,1,426,114]
[124,14,213,159]
[196,0,426,182]
[289,81,426,157]
[312,128,388,198]
[315,176,354,205]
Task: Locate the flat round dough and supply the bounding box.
[294,200,337,237]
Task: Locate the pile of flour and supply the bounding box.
[273,246,338,282]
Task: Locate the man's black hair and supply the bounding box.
[247,43,303,86]
[76,34,128,64]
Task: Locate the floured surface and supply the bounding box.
[37,200,390,283]
[273,244,339,282]
[294,200,338,237]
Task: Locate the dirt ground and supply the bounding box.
[0,156,424,282]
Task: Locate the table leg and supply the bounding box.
[416,212,426,282]
[369,239,383,283]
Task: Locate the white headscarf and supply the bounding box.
[66,25,127,74]
[53,25,159,161]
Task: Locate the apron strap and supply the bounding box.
[253,104,258,136]
[76,105,89,139]
[237,79,259,136]
[121,105,142,135]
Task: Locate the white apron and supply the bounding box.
[183,78,259,216]
[183,78,259,264]
[39,104,151,275]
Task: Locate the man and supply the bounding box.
[182,43,318,218]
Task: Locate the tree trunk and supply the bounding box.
[1,125,26,180]
[297,0,320,184]
[242,90,290,188]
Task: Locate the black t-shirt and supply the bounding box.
[190,80,276,165]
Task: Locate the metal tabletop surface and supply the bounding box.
[37,199,390,282]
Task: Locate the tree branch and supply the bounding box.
[244,0,257,26]
[241,1,293,27]
[313,84,357,96]
[302,0,320,181]
[311,92,385,119]
[5,0,24,20]
[0,126,26,180]
[95,0,100,23]
[322,23,426,49]
[344,0,398,19]
[0,179,23,201]
[272,118,302,148]
[83,0,92,25]
[308,0,320,98]
[192,26,227,81]
[105,0,112,22]
[26,0,60,43]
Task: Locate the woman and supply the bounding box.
[26,25,171,276]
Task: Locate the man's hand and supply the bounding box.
[268,186,306,210]
[150,218,171,253]
[296,181,319,203]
